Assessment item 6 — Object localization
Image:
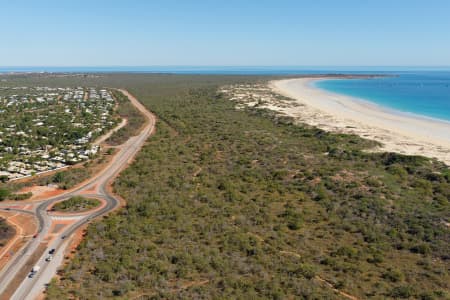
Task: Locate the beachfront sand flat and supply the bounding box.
[270,78,450,165]
[222,78,450,165]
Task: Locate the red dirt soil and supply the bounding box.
[0,211,37,270]
[16,185,66,202]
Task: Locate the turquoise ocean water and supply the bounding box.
[314,72,450,122]
[1,66,449,122]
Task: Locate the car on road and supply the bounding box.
[49,248,56,254]
[33,234,38,238]
[29,265,40,278]
[61,235,66,239]
[45,255,53,262]
[32,265,40,273]
[5,208,10,211]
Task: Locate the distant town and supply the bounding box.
[0,86,119,181]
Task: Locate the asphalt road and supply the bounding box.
[0,89,155,300]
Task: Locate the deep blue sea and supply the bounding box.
[1,66,449,122]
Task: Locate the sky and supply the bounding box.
[1,0,450,67]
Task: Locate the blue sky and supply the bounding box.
[1,0,450,66]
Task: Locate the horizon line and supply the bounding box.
[1,65,450,68]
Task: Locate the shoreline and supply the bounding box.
[311,78,450,125]
[271,78,450,165]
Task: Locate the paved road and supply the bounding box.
[0,89,155,300]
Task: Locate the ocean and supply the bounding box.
[1,66,449,122]
[314,71,450,122]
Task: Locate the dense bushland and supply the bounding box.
[41,76,449,299]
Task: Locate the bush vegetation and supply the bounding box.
[0,187,32,201]
[39,75,450,299]
[105,90,146,146]
[1,74,447,299]
[0,218,15,247]
[52,196,100,213]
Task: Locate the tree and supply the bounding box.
[0,188,10,201]
[52,172,65,184]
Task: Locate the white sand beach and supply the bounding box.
[271,78,450,165]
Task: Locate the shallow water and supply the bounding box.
[315,71,450,122]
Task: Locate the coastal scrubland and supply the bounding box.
[0,74,448,299]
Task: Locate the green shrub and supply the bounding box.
[382,268,404,282]
[389,285,416,298]
[8,192,32,201]
[53,196,100,212]
[0,188,10,201]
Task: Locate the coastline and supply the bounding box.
[271,78,450,165]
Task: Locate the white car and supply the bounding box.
[45,255,53,262]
